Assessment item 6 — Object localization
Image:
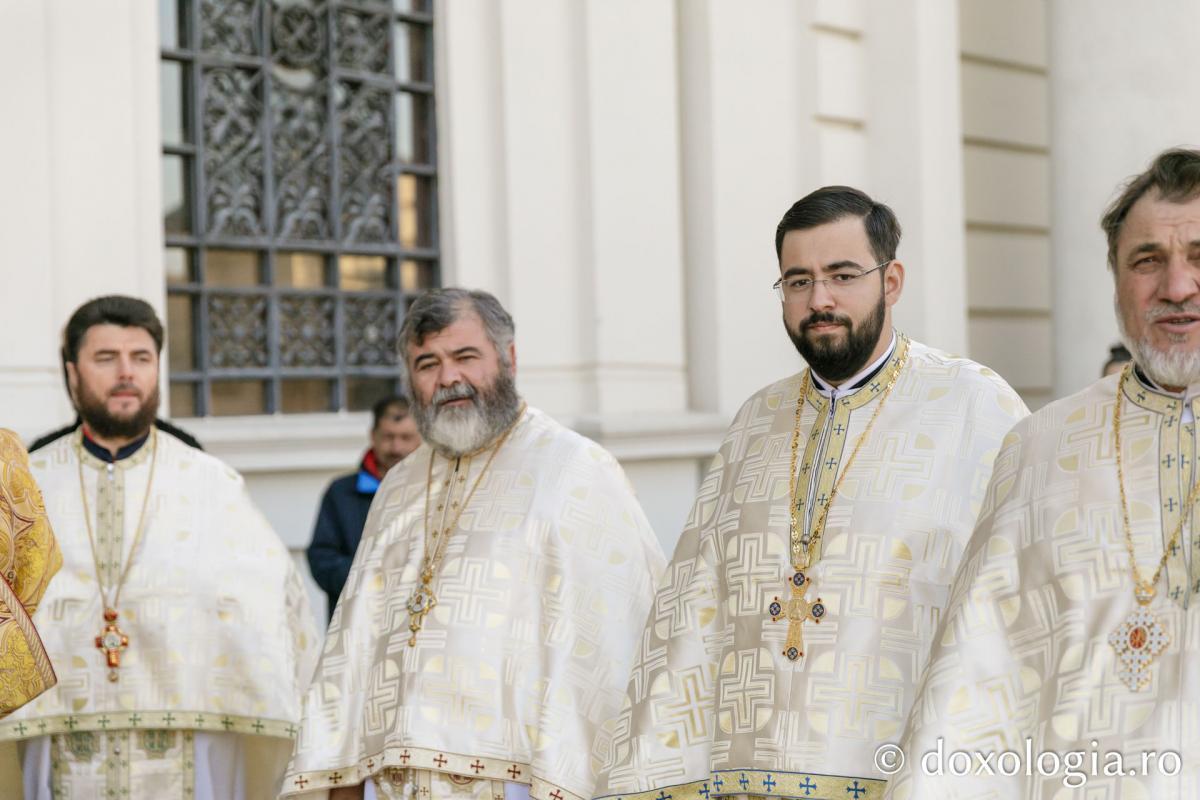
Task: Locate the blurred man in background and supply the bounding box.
[307,396,420,619]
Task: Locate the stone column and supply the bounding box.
[0,0,162,436]
[864,0,968,355]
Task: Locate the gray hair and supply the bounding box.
[398,287,516,371]
[1101,147,1200,270]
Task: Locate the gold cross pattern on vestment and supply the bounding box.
[769,571,825,661]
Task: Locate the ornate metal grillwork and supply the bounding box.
[200,0,260,56]
[344,296,399,367]
[337,81,391,243]
[335,8,390,73]
[203,67,265,237]
[162,0,438,415]
[207,294,269,367]
[280,295,336,367]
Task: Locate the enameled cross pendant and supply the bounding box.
[95,608,129,682]
[769,570,826,661]
[1109,592,1169,691]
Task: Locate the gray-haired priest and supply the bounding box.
[592,186,1028,800]
[2,296,318,799]
[279,288,666,800]
[883,149,1200,799]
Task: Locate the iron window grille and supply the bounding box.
[160,0,439,416]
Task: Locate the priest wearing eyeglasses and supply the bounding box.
[592,186,1027,800]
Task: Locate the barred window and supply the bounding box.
[159,0,438,416]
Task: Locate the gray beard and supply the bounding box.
[1116,298,1200,388]
[414,370,522,457]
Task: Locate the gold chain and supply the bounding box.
[787,337,910,570]
[75,429,159,612]
[409,407,526,641]
[1113,365,1199,601]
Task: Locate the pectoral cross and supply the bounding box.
[406,572,438,646]
[95,608,129,682]
[768,571,825,661]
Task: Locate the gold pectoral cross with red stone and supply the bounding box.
[95,608,129,682]
[769,570,825,661]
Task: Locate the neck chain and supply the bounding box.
[788,337,909,569]
[406,407,526,646]
[75,428,159,681]
[770,336,909,661]
[1108,365,1193,690]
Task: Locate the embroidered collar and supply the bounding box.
[79,426,152,467]
[805,331,908,412]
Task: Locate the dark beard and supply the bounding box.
[786,295,887,383]
[76,381,159,441]
[413,368,522,456]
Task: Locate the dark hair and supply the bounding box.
[775,186,902,264]
[1101,342,1132,378]
[62,296,164,364]
[398,288,515,367]
[1101,148,1200,270]
[371,395,411,429]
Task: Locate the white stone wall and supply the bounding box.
[5,0,1185,624]
[0,0,164,436]
[959,0,1053,409]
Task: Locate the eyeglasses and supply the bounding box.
[773,260,891,302]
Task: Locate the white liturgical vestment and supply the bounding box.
[885,369,1200,799]
[0,430,318,799]
[592,335,1028,800]
[280,406,666,800]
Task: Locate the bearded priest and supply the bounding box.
[1,296,318,799]
[883,149,1200,799]
[279,288,666,800]
[592,186,1028,800]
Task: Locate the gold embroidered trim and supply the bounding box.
[0,572,56,706]
[596,770,885,800]
[0,710,298,741]
[281,745,582,800]
[1119,368,1196,607]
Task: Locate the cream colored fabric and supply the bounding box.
[279,407,666,800]
[593,337,1028,800]
[20,729,282,799]
[885,371,1200,799]
[0,430,318,798]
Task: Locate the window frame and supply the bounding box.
[160,0,439,417]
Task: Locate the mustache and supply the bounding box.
[431,382,476,406]
[1145,303,1200,321]
[108,383,143,399]
[801,311,851,330]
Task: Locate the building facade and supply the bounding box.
[3,0,1195,620]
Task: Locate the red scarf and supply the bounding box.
[361,449,383,480]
